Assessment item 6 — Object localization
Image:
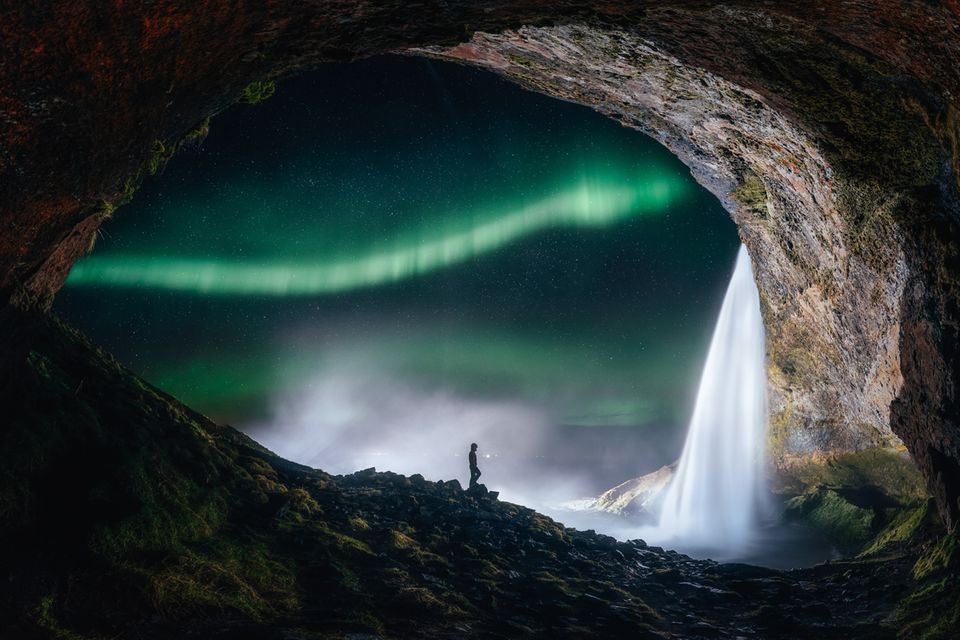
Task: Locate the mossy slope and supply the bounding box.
[1,316,958,639]
[780,448,935,555]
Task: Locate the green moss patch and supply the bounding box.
[778,447,927,504]
[730,168,768,217]
[7,314,948,638]
[895,576,960,640]
[888,533,960,639]
[239,80,276,104]
[784,489,877,549]
[780,448,933,554]
[32,594,104,640]
[860,500,938,557]
[912,533,958,581]
[141,541,298,618]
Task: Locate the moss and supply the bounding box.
[87,461,230,558]
[755,27,941,189]
[730,168,768,217]
[767,401,799,460]
[182,117,210,146]
[3,316,311,631]
[116,172,140,206]
[531,571,574,596]
[27,350,53,380]
[274,487,321,526]
[893,535,960,639]
[780,448,927,504]
[389,530,420,550]
[145,139,175,176]
[895,577,960,640]
[912,533,958,581]
[860,500,936,556]
[289,487,321,512]
[833,178,905,271]
[94,200,115,221]
[330,560,363,592]
[143,541,298,618]
[318,525,373,555]
[387,529,449,567]
[392,586,468,617]
[593,580,635,600]
[33,595,102,640]
[780,448,932,553]
[473,558,503,579]
[784,489,877,549]
[7,344,228,565]
[528,513,566,539]
[242,455,278,479]
[352,611,386,634]
[506,53,537,69]
[239,80,276,104]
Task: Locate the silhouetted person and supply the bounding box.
[469,442,482,488]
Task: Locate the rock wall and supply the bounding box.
[2,2,959,527]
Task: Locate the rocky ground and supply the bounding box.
[3,5,960,638]
[0,316,957,639]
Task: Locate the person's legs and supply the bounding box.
[470,468,481,488]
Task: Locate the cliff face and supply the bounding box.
[1,2,960,526]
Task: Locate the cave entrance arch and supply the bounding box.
[3,3,958,530]
[55,55,744,529]
[411,22,960,531]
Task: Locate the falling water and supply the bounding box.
[656,244,768,553]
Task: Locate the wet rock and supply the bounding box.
[465,483,488,497]
[586,464,675,517]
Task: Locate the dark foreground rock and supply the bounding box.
[1,316,957,639]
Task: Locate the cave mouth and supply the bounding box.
[7,5,960,636]
[54,55,843,568]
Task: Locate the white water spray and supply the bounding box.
[655,244,768,552]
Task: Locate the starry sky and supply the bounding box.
[56,55,739,490]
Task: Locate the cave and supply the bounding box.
[3,2,960,638]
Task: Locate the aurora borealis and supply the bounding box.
[67,176,684,295]
[55,55,739,493]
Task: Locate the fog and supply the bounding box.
[249,361,683,519]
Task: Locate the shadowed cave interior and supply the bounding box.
[3,3,960,639]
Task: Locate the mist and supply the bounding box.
[248,358,684,520]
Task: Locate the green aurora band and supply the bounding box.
[55,57,738,453]
[67,174,685,296]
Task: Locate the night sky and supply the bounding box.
[56,55,738,494]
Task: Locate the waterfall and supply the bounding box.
[656,244,768,552]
